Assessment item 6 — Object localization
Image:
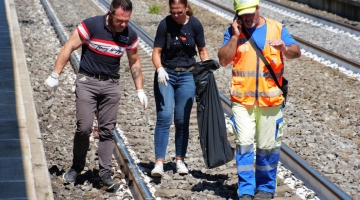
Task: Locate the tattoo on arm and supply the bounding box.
[131,65,140,80]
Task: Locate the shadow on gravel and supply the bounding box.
[74,169,101,188]
[190,170,238,199]
[49,165,102,189]
[192,181,238,199]
[190,170,230,181]
[138,162,238,199]
[49,165,64,176]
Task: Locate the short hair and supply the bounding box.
[110,0,132,15]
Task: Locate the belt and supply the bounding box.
[78,68,120,80]
[164,65,194,72]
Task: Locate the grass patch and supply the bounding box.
[148,4,162,14]
[192,8,196,15]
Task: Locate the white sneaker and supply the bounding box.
[151,162,164,177]
[176,160,188,175]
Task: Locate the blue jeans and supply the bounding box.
[153,68,196,160]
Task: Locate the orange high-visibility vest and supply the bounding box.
[230,18,285,107]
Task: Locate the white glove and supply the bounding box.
[44,72,59,91]
[137,89,148,110]
[157,67,169,87]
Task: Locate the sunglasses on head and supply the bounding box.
[170,10,184,15]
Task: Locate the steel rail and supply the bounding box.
[263,0,360,36]
[42,0,353,198]
[279,143,352,200]
[202,0,360,75]
[123,21,353,200]
[219,91,351,200]
[293,36,360,74]
[94,0,157,199]
[113,131,154,200]
[39,0,80,73]
[203,0,360,36]
[201,0,353,199]
[40,0,155,199]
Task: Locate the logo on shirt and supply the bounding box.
[180,35,186,41]
[118,35,129,43]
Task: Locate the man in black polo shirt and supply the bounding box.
[44,0,148,190]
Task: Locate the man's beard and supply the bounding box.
[244,20,257,28]
[108,16,125,32]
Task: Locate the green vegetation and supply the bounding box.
[192,8,196,15]
[148,4,162,14]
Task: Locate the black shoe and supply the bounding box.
[254,191,273,200]
[101,172,120,190]
[239,194,253,200]
[63,168,79,183]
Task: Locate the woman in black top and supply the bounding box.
[151,0,210,177]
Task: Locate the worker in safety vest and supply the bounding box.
[218,0,301,199]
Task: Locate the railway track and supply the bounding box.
[40,0,355,199]
[202,0,360,75]
[125,0,358,199]
[264,0,360,36]
[16,0,359,198]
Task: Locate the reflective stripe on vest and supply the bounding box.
[230,18,285,107]
[232,68,284,78]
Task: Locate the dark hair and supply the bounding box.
[169,0,193,16]
[110,0,132,14]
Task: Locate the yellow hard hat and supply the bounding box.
[234,0,260,16]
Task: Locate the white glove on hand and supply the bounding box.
[157,67,169,87]
[44,72,59,91]
[137,89,148,110]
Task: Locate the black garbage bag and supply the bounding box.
[192,59,234,169]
